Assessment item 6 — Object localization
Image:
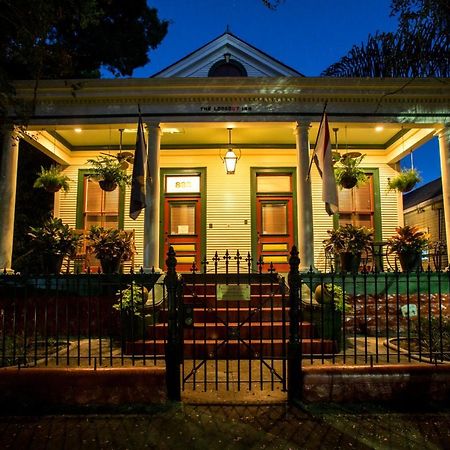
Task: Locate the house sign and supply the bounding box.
[200,105,253,112]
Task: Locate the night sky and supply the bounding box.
[121,0,442,187]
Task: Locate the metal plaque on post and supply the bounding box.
[217,284,250,301]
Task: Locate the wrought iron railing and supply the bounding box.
[0,270,167,368]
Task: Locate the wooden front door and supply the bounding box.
[256,196,294,272]
[164,197,202,272]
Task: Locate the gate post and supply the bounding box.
[165,246,182,401]
[288,245,302,403]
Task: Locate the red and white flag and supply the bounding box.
[312,112,339,216]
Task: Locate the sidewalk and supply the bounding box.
[1,403,450,449]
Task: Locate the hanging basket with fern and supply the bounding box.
[388,168,421,193]
[87,155,131,192]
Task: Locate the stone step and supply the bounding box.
[159,306,288,322]
[126,338,337,358]
[144,321,314,340]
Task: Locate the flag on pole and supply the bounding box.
[311,112,339,216]
[129,115,147,220]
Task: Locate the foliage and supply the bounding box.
[413,316,450,359]
[317,283,350,313]
[386,225,430,253]
[11,142,54,272]
[391,0,449,40]
[114,282,148,317]
[0,0,168,119]
[33,165,71,193]
[388,168,421,192]
[323,224,374,256]
[87,155,131,188]
[0,0,168,79]
[323,0,449,77]
[28,217,81,257]
[87,226,135,262]
[334,154,368,189]
[261,0,284,9]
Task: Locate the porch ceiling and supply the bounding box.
[42,121,434,154]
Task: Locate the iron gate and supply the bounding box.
[178,250,289,393]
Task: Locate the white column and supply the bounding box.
[0,129,19,270]
[295,122,315,271]
[144,123,161,269]
[438,126,450,258]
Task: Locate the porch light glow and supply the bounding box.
[224,148,238,174]
[221,128,241,174]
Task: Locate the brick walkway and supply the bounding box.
[1,403,450,449]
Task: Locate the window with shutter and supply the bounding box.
[83,177,120,229]
[338,174,374,229]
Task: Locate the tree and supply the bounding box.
[322,0,449,77]
[261,0,284,9]
[0,0,169,117]
[391,0,449,37]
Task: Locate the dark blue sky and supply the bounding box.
[130,0,441,187]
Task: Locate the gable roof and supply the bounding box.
[152,31,304,78]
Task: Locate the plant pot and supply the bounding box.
[44,182,62,193]
[314,284,333,304]
[121,311,157,343]
[100,257,122,274]
[339,174,358,189]
[398,180,417,193]
[300,302,342,352]
[99,180,118,192]
[398,251,422,272]
[41,253,64,274]
[339,252,361,273]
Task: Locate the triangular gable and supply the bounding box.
[152,31,303,78]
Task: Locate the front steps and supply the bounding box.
[125,273,338,357]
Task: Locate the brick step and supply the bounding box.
[182,273,281,285]
[126,338,337,358]
[181,295,286,308]
[159,306,288,322]
[144,321,313,340]
[184,284,286,295]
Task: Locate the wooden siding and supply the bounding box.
[188,56,267,78]
[55,151,402,271]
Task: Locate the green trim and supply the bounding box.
[159,168,207,267]
[75,169,125,230]
[384,128,409,149]
[250,168,298,270]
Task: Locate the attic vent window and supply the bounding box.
[208,56,247,77]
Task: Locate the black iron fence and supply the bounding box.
[1,247,450,400]
[0,270,168,368]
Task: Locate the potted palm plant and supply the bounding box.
[387,225,430,272]
[87,226,135,273]
[334,154,368,189]
[323,224,374,272]
[388,168,421,193]
[87,155,131,192]
[33,165,71,193]
[28,217,81,273]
